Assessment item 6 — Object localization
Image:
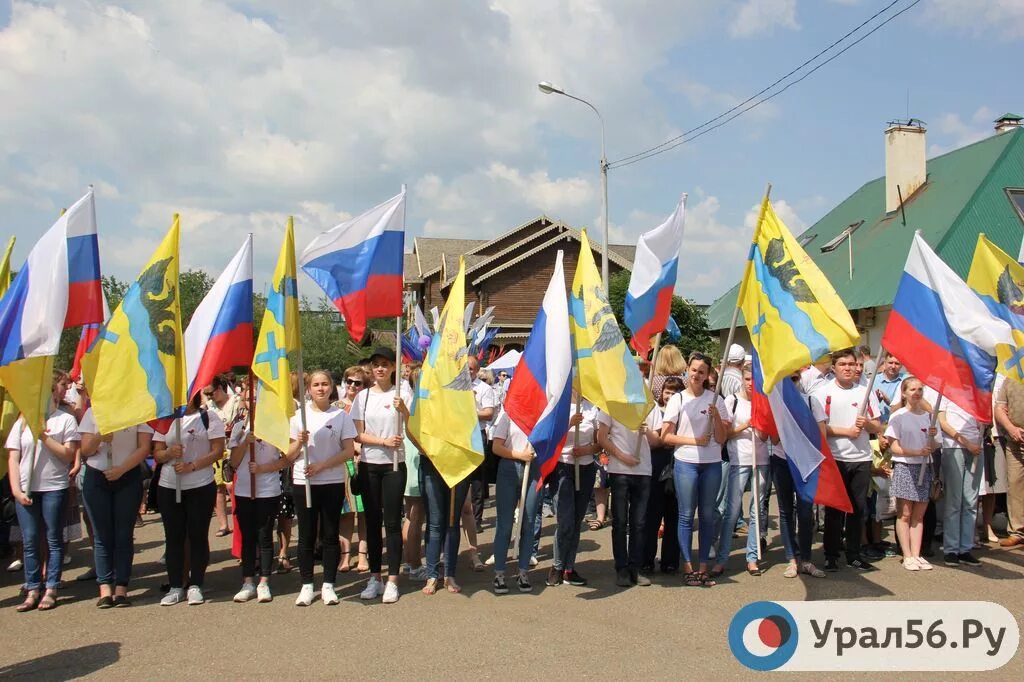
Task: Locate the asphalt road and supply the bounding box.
[2,502,1023,680]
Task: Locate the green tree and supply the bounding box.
[606,269,714,357]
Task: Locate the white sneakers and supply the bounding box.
[256,583,272,603]
[234,583,257,603]
[6,559,23,572]
[161,586,203,605]
[917,558,934,571]
[160,587,185,606]
[295,583,316,606]
[187,586,205,605]
[321,584,339,606]
[360,576,384,600]
[903,557,934,572]
[382,581,400,604]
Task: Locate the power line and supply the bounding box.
[608,0,921,170]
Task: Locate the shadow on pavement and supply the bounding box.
[0,643,120,680]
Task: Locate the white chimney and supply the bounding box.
[995,113,1023,134]
[885,119,927,214]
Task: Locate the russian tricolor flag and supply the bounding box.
[64,191,104,328]
[883,233,1012,423]
[749,351,778,440]
[503,250,573,488]
[184,235,254,398]
[625,194,686,357]
[757,352,852,513]
[300,189,405,343]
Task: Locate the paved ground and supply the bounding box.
[1,502,1023,680]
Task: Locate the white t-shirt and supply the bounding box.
[228,422,284,499]
[725,396,769,466]
[155,410,226,491]
[599,406,660,476]
[937,398,981,450]
[5,412,80,493]
[661,390,733,464]
[884,407,934,464]
[490,411,531,454]
[473,379,498,432]
[560,401,598,466]
[815,379,880,463]
[289,405,356,484]
[350,384,414,465]
[78,408,153,472]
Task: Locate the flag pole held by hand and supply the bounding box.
[248,373,257,498]
[751,427,762,561]
[634,333,661,459]
[174,417,183,504]
[919,394,942,486]
[571,398,582,490]
[512,451,533,559]
[295,354,313,509]
[395,315,403,471]
[858,346,888,418]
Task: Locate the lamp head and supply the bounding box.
[538,81,562,95]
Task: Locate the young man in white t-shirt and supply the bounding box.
[814,348,882,572]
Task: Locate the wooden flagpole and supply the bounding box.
[634,333,661,458]
[571,398,582,490]
[248,373,257,498]
[751,427,762,561]
[511,454,533,559]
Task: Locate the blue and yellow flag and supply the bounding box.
[407,257,484,488]
[570,230,653,429]
[737,196,859,394]
[252,218,301,453]
[82,217,186,434]
[0,237,18,477]
[967,234,1024,384]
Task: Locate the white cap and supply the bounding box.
[727,343,745,363]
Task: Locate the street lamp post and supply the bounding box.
[538,81,609,291]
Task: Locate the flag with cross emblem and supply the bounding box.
[252,218,301,452]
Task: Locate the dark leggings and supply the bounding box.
[158,483,216,589]
[359,462,407,575]
[235,495,279,579]
[293,483,345,584]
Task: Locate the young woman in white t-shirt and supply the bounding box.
[713,367,770,578]
[884,378,938,572]
[228,413,290,604]
[79,403,153,608]
[287,370,357,607]
[351,348,413,604]
[490,410,541,594]
[152,391,226,606]
[660,352,730,588]
[6,369,81,612]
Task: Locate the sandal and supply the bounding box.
[445,578,462,594]
[699,572,717,588]
[588,518,609,531]
[683,572,703,587]
[709,565,725,578]
[339,551,351,573]
[275,556,292,574]
[17,590,40,613]
[38,590,58,610]
[800,562,826,578]
[746,565,762,577]
[422,578,439,595]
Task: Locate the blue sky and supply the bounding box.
[1,0,1022,304]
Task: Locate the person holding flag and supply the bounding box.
[352,348,413,604]
[490,410,540,593]
[6,370,81,612]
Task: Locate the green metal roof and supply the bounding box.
[706,127,1024,330]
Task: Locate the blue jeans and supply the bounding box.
[941,448,984,555]
[421,455,471,580]
[674,460,722,566]
[493,457,542,572]
[772,456,815,562]
[82,466,143,586]
[552,462,597,571]
[716,464,771,565]
[14,488,68,590]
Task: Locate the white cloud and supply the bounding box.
[924,0,1024,39]
[730,0,800,38]
[926,106,995,156]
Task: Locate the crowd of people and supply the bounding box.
[2,340,1021,611]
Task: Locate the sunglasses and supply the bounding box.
[345,379,363,387]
